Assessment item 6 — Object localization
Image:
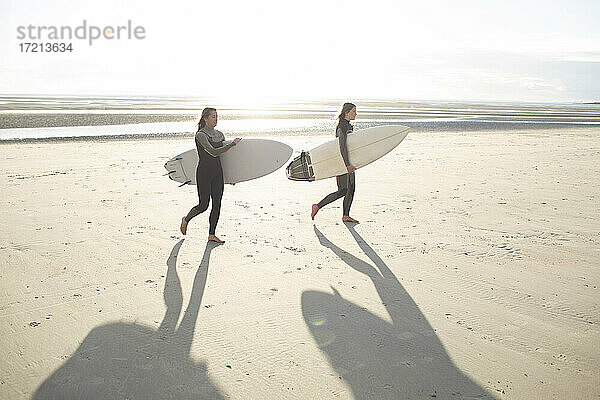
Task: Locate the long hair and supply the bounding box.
[336,102,356,133]
[197,107,217,131]
[337,102,356,122]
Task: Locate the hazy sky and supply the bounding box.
[1,0,599,102]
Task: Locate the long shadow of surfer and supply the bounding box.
[302,226,492,399]
[33,239,225,400]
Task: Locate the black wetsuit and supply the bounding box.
[316,119,355,215]
[184,127,234,235]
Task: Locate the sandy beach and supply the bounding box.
[0,128,598,399]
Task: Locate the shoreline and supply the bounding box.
[1,121,599,144]
[1,111,599,129]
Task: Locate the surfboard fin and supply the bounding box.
[286,151,315,181]
[178,180,191,187]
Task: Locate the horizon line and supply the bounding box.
[0,93,598,106]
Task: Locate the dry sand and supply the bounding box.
[0,128,598,399]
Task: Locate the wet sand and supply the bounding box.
[0,128,598,399]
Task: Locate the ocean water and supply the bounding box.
[0,96,598,141]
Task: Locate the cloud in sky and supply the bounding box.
[1,0,598,102]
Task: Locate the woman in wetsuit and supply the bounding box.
[311,102,359,223]
[180,107,241,243]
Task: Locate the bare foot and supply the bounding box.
[311,204,319,220]
[342,216,359,223]
[208,234,225,244]
[180,217,188,235]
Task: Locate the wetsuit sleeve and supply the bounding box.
[196,132,235,157]
[337,125,351,166]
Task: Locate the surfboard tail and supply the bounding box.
[286,151,315,181]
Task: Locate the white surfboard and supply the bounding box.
[286,125,409,181]
[165,139,293,185]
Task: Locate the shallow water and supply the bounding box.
[1,96,598,141]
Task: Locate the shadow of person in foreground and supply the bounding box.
[302,225,493,399]
[33,239,225,400]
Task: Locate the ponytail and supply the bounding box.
[197,107,217,131]
[337,102,356,122]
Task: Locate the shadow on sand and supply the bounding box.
[302,225,493,399]
[33,239,224,400]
